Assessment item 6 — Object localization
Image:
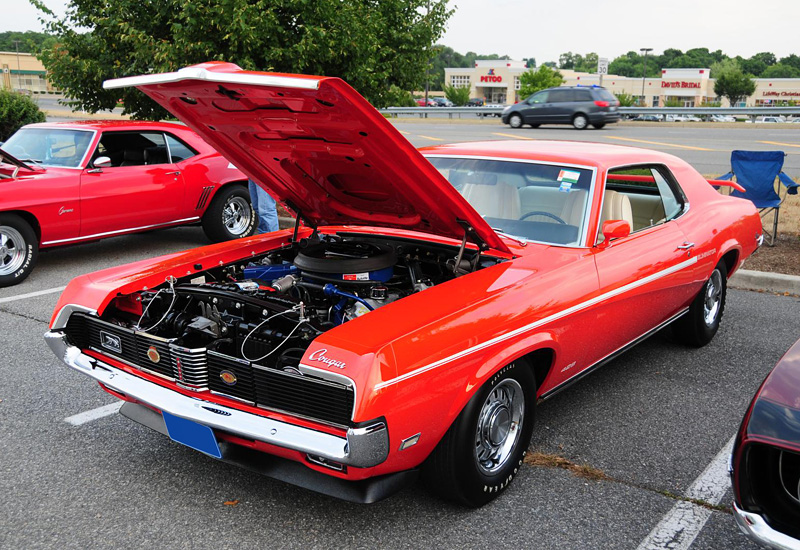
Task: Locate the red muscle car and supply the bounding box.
[731,338,800,548]
[0,120,256,287]
[46,63,762,506]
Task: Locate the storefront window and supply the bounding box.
[450,75,470,88]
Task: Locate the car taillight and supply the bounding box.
[594,100,610,107]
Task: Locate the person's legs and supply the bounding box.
[248,179,279,234]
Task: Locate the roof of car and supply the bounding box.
[24,120,188,131]
[419,140,683,171]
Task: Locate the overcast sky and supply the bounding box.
[5,0,799,65]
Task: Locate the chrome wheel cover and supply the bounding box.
[474,378,524,474]
[0,226,27,276]
[574,115,588,129]
[509,115,522,128]
[703,269,723,326]
[222,196,252,236]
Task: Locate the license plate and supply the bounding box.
[162,412,222,459]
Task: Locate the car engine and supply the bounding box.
[100,233,500,374]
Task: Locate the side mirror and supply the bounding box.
[93,156,112,168]
[597,220,631,247]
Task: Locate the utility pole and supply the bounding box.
[424,0,431,107]
[640,48,652,106]
[13,40,22,91]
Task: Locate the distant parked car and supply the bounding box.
[730,337,800,549]
[467,98,485,107]
[665,114,688,122]
[431,97,454,107]
[755,116,786,123]
[415,98,437,107]
[683,115,703,122]
[710,115,736,122]
[0,121,254,286]
[502,86,620,129]
[633,114,662,122]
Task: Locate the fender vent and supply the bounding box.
[196,186,214,210]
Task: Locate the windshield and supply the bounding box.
[427,157,594,246]
[1,128,94,168]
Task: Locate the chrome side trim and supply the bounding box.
[733,501,800,550]
[44,331,388,468]
[374,255,698,390]
[41,217,201,246]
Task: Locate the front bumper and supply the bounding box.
[45,330,389,469]
[733,501,800,550]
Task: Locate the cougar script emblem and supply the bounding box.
[308,349,346,369]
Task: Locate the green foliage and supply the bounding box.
[384,85,416,107]
[762,64,800,78]
[0,31,54,53]
[713,60,756,106]
[662,97,683,107]
[32,0,452,117]
[444,84,470,106]
[519,65,564,98]
[559,52,599,73]
[0,89,46,141]
[615,93,637,107]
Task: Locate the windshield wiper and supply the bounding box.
[490,228,528,246]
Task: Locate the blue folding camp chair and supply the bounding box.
[717,150,799,246]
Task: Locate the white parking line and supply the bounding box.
[64,402,122,426]
[0,286,66,304]
[636,435,735,550]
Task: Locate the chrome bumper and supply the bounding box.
[733,501,800,550]
[45,330,388,468]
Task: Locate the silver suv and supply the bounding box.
[502,86,620,130]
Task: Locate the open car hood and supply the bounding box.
[104,62,508,253]
[0,147,34,172]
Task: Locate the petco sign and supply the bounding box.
[480,69,503,83]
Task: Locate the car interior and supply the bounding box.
[429,158,685,247]
[92,132,196,167]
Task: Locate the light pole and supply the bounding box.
[13,40,22,91]
[640,48,652,106]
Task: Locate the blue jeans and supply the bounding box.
[248,180,279,234]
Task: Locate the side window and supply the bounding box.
[92,132,169,167]
[548,89,568,103]
[529,91,549,104]
[575,89,593,101]
[604,165,686,234]
[165,134,197,162]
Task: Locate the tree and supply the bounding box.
[33,0,453,116]
[444,84,470,106]
[518,65,564,98]
[0,31,54,53]
[0,89,46,141]
[762,64,800,79]
[780,54,800,71]
[615,93,637,107]
[713,60,756,107]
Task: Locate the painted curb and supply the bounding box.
[730,269,800,295]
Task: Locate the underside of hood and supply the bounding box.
[104,62,508,253]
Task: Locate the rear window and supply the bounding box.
[575,89,593,101]
[592,88,616,102]
[548,89,573,103]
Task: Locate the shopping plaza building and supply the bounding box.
[445,60,800,107]
[0,51,54,94]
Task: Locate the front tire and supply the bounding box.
[673,262,727,347]
[201,185,256,243]
[592,122,606,129]
[0,214,38,287]
[508,114,523,128]
[423,360,536,507]
[572,113,589,129]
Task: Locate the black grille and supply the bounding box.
[208,351,257,403]
[63,313,355,426]
[253,365,354,426]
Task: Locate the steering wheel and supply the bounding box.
[519,211,567,224]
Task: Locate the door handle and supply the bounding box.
[166,171,181,176]
[676,242,695,250]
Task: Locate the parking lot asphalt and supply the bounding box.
[3,122,800,548]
